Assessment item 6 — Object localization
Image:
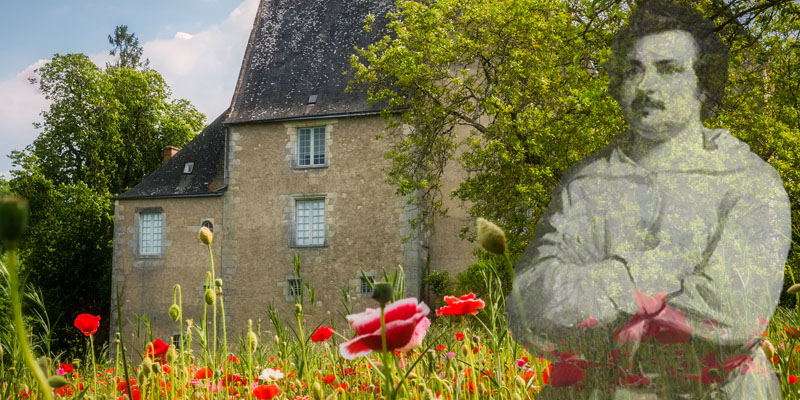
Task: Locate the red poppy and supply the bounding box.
[339,298,431,359]
[785,326,799,338]
[145,338,170,363]
[311,326,335,342]
[116,378,137,392]
[613,291,692,344]
[194,367,213,379]
[455,333,465,341]
[790,375,799,385]
[74,314,101,336]
[619,373,651,388]
[59,363,74,373]
[228,354,239,363]
[115,385,141,400]
[321,374,335,385]
[435,293,485,316]
[548,362,586,387]
[577,316,600,329]
[253,384,281,399]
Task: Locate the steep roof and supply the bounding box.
[226,0,394,124]
[116,110,228,199]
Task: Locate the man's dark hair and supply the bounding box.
[606,0,729,120]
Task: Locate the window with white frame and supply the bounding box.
[295,199,325,246]
[297,127,326,167]
[139,212,163,255]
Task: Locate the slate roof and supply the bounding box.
[226,0,394,124]
[116,110,229,199]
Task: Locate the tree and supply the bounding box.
[351,0,800,300]
[8,33,204,351]
[108,24,149,70]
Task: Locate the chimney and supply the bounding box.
[163,146,180,164]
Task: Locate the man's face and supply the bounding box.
[618,29,702,141]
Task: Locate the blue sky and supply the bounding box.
[0,0,259,178]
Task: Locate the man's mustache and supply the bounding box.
[631,94,665,113]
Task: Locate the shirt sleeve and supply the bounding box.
[506,177,642,355]
[622,167,791,349]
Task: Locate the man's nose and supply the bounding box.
[637,68,660,92]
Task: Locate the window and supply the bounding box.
[295,199,325,246]
[297,127,325,167]
[288,278,302,297]
[360,275,374,295]
[201,220,213,232]
[183,162,194,174]
[171,334,182,349]
[139,212,163,255]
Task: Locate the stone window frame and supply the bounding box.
[278,274,305,302]
[288,194,328,248]
[284,121,334,170]
[350,270,377,299]
[134,207,165,259]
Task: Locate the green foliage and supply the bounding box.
[352,0,800,303]
[6,37,204,353]
[107,24,149,70]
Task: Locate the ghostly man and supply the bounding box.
[507,0,791,398]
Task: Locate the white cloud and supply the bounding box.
[0,60,49,175]
[0,0,259,177]
[143,0,259,122]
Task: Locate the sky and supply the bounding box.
[0,0,260,178]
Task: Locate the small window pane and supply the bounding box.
[297,127,325,167]
[298,128,311,166]
[289,279,302,297]
[360,276,374,294]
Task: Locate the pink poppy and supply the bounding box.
[339,298,430,360]
[435,293,485,316]
[614,290,692,344]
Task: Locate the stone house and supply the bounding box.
[111,0,475,344]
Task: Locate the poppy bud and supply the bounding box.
[762,339,776,360]
[273,335,280,346]
[295,303,303,315]
[204,289,216,305]
[311,381,323,400]
[215,279,223,288]
[788,284,800,295]
[142,357,153,377]
[152,362,162,374]
[47,375,68,389]
[169,304,180,322]
[511,394,523,400]
[461,343,470,357]
[198,226,213,245]
[423,388,435,400]
[248,331,258,350]
[371,282,393,307]
[167,347,177,363]
[0,196,28,243]
[515,375,526,391]
[476,217,506,254]
[37,356,50,374]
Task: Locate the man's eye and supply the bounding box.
[624,66,642,77]
[657,64,684,74]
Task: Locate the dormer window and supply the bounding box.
[183,162,194,174]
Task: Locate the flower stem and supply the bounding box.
[89,335,97,397]
[6,244,52,400]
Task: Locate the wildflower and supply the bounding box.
[790,375,799,385]
[548,362,586,387]
[74,314,101,336]
[253,384,281,399]
[339,297,431,359]
[321,374,335,385]
[577,316,600,329]
[435,293,485,316]
[447,351,456,359]
[145,338,170,363]
[311,326,335,342]
[258,368,284,382]
[619,373,652,388]
[455,333,465,341]
[476,217,506,254]
[613,290,692,344]
[785,326,799,338]
[59,363,74,374]
[194,367,213,379]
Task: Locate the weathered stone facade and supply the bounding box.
[111,0,476,345]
